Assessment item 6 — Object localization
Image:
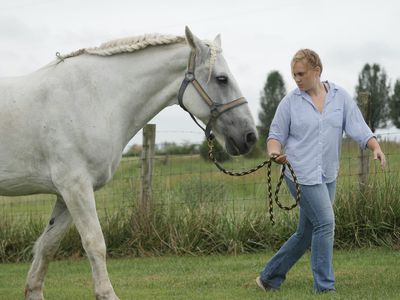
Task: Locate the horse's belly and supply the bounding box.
[0,176,55,196]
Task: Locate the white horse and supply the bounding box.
[1,26,257,300]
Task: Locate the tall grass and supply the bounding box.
[335,174,400,248]
[1,172,399,262]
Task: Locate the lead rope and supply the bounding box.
[207,137,301,225]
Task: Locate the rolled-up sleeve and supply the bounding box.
[344,97,374,149]
[268,97,290,146]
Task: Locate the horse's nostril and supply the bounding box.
[246,132,257,145]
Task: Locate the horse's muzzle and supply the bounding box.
[225,130,257,156]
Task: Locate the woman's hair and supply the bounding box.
[291,49,323,76]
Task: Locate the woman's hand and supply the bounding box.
[367,137,386,170]
[270,153,288,165]
[267,139,287,164]
[373,148,386,170]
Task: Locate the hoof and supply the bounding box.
[95,291,120,300]
[25,285,44,300]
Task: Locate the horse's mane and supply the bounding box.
[56,33,220,82]
[57,34,187,60]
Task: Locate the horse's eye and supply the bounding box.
[216,75,228,83]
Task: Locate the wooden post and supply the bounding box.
[358,92,371,190]
[139,124,156,214]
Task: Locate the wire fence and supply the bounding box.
[0,131,399,223]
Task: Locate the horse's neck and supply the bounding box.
[90,44,189,150]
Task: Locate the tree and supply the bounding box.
[258,71,286,140]
[389,79,400,128]
[355,63,390,132]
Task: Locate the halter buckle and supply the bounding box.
[185,72,195,81]
[210,104,221,118]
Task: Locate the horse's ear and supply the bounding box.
[213,34,221,48]
[185,26,199,49]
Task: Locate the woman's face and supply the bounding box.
[292,60,320,92]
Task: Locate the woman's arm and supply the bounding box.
[342,92,386,170]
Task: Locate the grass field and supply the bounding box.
[1,248,399,299]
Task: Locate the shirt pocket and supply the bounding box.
[325,108,343,128]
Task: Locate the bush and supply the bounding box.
[156,142,200,155]
[244,141,264,158]
[123,144,142,157]
[199,139,231,162]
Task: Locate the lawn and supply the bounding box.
[1,248,399,299]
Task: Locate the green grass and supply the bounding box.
[1,249,399,299]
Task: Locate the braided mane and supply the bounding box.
[58,34,187,60]
[56,33,221,81]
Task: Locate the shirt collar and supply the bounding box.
[294,81,338,97]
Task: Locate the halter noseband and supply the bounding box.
[177,48,248,139]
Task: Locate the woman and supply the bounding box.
[256,49,386,293]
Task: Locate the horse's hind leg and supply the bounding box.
[25,196,72,300]
[58,178,119,300]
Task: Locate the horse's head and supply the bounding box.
[179,26,258,156]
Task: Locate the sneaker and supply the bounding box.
[319,289,336,294]
[256,276,278,292]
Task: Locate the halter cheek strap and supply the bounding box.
[177,48,247,139]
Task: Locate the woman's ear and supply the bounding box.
[315,66,322,77]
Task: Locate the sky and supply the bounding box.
[1,0,400,148]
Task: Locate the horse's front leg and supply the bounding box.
[57,176,119,300]
[25,196,72,300]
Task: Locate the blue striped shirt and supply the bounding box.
[268,82,374,185]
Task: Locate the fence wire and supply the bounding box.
[0,132,399,222]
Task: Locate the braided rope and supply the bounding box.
[207,138,301,225]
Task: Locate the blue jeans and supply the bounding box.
[260,177,336,292]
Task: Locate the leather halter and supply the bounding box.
[177,48,248,139]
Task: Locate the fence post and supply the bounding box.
[139,124,156,214]
[358,92,371,190]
